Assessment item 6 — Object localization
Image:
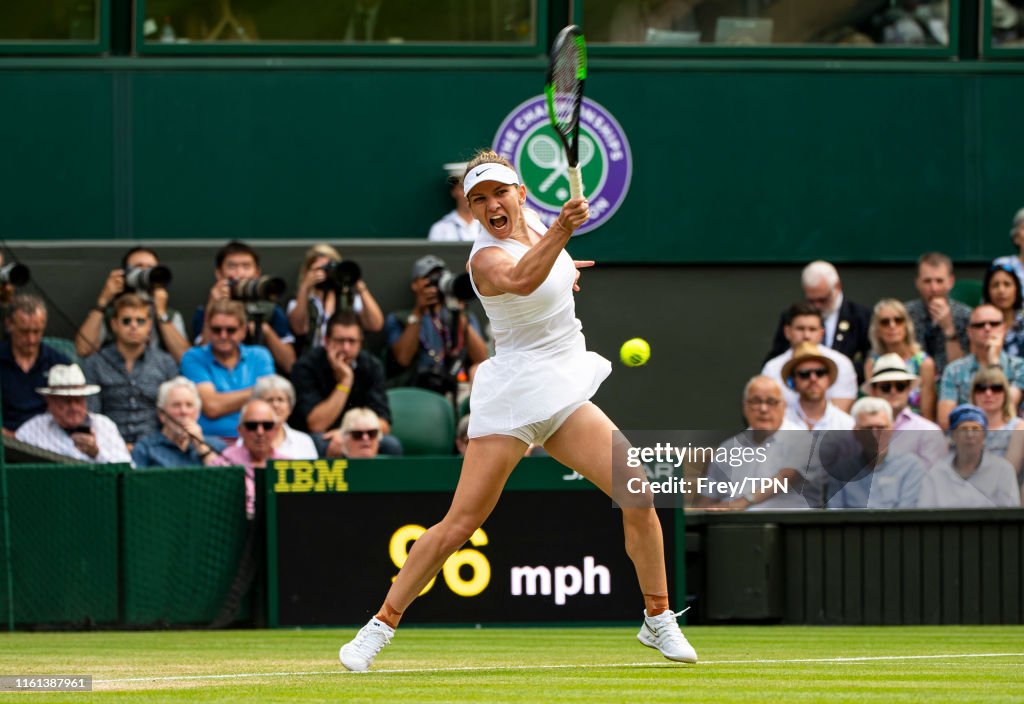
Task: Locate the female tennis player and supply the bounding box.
[340,150,697,671]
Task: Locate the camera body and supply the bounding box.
[229,276,286,302]
[426,269,476,309]
[0,262,30,287]
[317,260,362,291]
[123,265,172,293]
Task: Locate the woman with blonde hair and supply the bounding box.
[865,298,936,419]
[969,366,1024,479]
[287,243,384,350]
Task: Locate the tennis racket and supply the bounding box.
[544,24,587,200]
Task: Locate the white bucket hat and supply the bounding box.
[35,364,100,396]
[861,353,919,394]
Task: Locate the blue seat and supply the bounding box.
[385,388,456,455]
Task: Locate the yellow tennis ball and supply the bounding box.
[620,338,650,367]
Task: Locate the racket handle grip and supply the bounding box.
[568,166,584,200]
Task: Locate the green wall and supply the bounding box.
[1,58,1022,262]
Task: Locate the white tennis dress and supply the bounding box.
[466,213,611,438]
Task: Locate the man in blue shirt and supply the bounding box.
[0,294,69,433]
[180,299,274,440]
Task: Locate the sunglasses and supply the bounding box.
[211,325,240,336]
[346,428,379,440]
[242,420,275,432]
[874,381,909,393]
[974,383,1005,394]
[878,316,905,327]
[969,320,1002,329]
[794,367,829,380]
[119,316,149,327]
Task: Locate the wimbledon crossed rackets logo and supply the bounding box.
[492,96,632,235]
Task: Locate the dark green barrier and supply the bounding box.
[0,464,125,627]
[121,467,249,627]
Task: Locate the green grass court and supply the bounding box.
[2,626,1023,702]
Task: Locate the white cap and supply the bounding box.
[443,162,468,179]
[463,164,520,198]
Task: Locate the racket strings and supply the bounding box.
[551,48,580,131]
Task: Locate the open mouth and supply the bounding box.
[489,215,508,231]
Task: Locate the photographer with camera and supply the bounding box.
[193,240,296,374]
[74,246,190,363]
[384,255,488,394]
[287,244,384,353]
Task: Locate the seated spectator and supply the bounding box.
[180,299,275,441]
[291,311,399,454]
[132,377,228,468]
[287,244,384,351]
[384,255,488,394]
[825,397,925,509]
[863,354,948,468]
[782,342,855,431]
[765,260,871,383]
[864,298,936,419]
[193,240,295,373]
[919,404,1020,508]
[427,162,483,242]
[762,303,857,413]
[251,374,318,459]
[969,367,1024,479]
[982,262,1024,358]
[695,375,816,510]
[904,252,970,377]
[222,399,289,518]
[1,294,69,435]
[334,407,382,459]
[937,304,1024,430]
[82,294,178,447]
[16,364,132,465]
[991,207,1024,289]
[75,246,190,362]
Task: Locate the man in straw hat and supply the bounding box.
[15,363,132,465]
[782,341,854,431]
[864,352,947,468]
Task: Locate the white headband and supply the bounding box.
[462,163,520,197]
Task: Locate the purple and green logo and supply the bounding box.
[492,96,632,235]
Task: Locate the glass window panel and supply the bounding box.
[141,0,535,45]
[0,0,99,42]
[586,0,950,48]
[991,0,1024,47]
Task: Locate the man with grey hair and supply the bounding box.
[694,376,816,510]
[1,294,70,434]
[131,376,227,468]
[766,260,871,383]
[825,397,926,509]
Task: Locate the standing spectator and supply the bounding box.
[863,298,937,419]
[131,377,227,468]
[287,244,384,352]
[826,397,925,510]
[904,252,970,377]
[992,206,1024,288]
[222,399,288,518]
[427,162,483,242]
[937,304,1024,430]
[765,260,871,382]
[1,294,69,435]
[383,255,489,393]
[251,375,318,459]
[919,404,1020,508]
[180,300,275,441]
[863,354,948,468]
[74,246,191,362]
[781,342,855,431]
[762,303,857,413]
[981,262,1024,358]
[15,364,132,465]
[193,240,295,374]
[969,367,1024,480]
[82,294,178,447]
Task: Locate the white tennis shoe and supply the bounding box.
[637,608,698,663]
[339,617,394,672]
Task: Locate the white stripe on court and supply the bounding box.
[92,652,1024,685]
